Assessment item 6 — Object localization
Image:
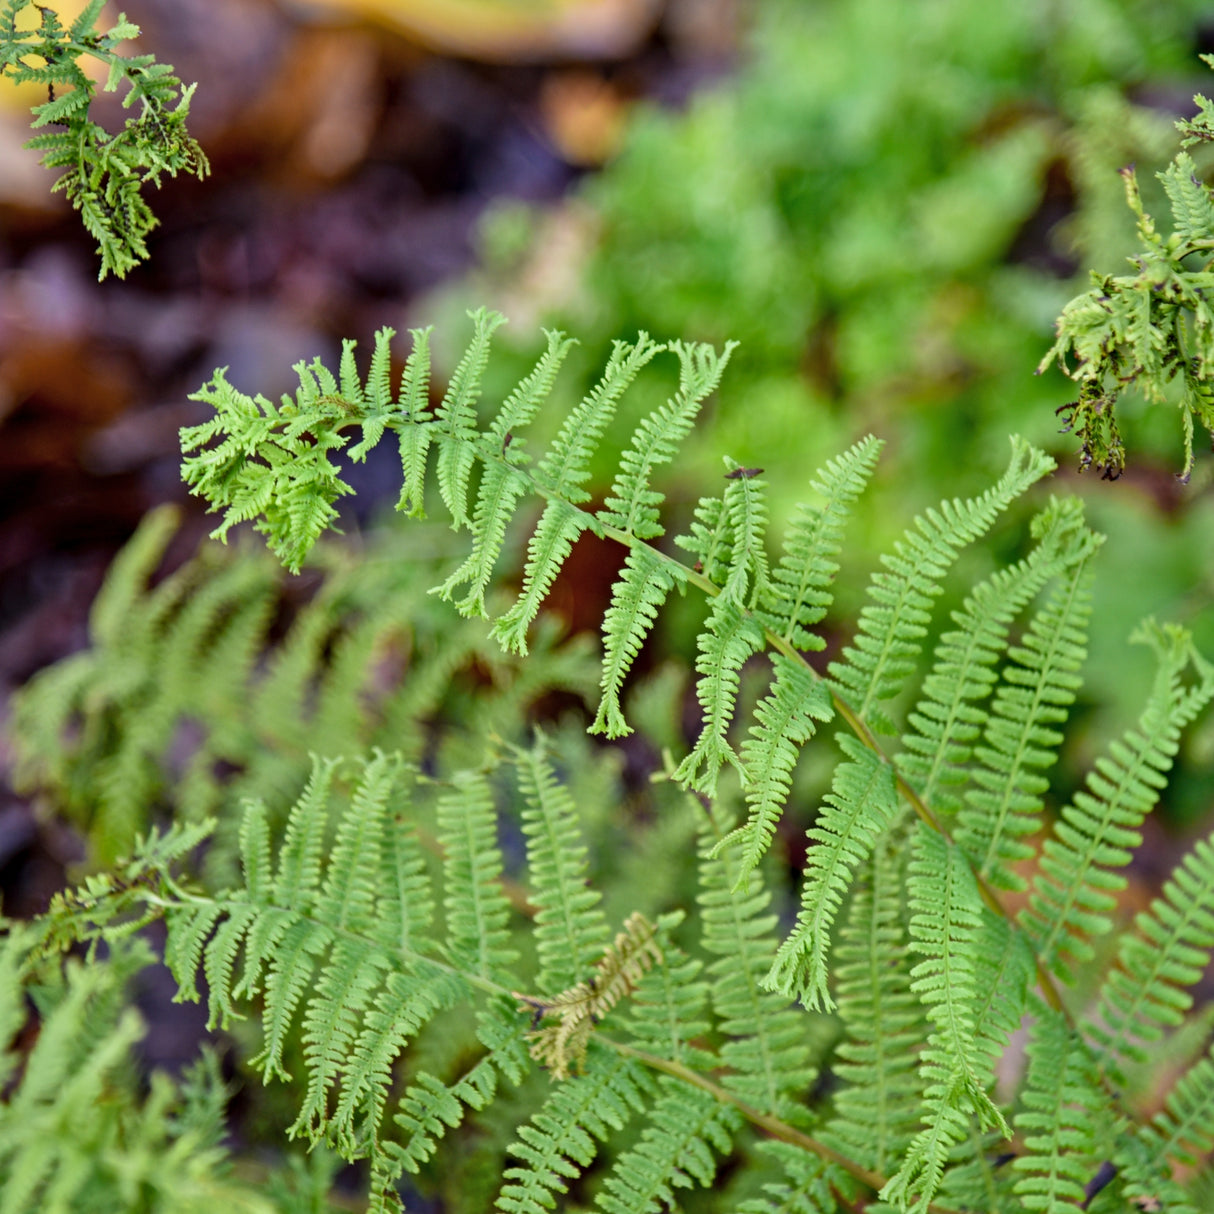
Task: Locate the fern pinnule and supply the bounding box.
[514,736,610,991]
[765,734,899,1011]
[1088,830,1214,1075]
[737,1141,837,1214]
[897,498,1093,819]
[596,339,736,540]
[719,458,772,609]
[955,507,1098,889]
[1021,619,1214,981]
[625,935,712,1068]
[396,325,436,517]
[828,436,1055,732]
[758,434,882,651]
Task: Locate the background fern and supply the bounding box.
[5,311,1211,1212]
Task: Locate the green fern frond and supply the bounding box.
[1,0,208,278]
[698,813,816,1118]
[881,822,1009,1214]
[596,1079,743,1214]
[1011,1002,1113,1213]
[1021,619,1214,981]
[1088,830,1214,1076]
[624,935,712,1068]
[759,436,882,651]
[395,326,435,517]
[439,768,518,982]
[824,829,924,1177]
[898,498,1095,819]
[596,340,736,540]
[592,545,685,737]
[955,514,1098,890]
[514,735,610,991]
[718,459,772,608]
[497,1049,650,1214]
[737,1141,837,1214]
[716,654,834,887]
[829,437,1055,732]
[765,734,900,1010]
[672,599,766,796]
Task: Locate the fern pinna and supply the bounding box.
[13,312,1214,1212]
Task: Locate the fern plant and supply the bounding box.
[9,310,1213,1212]
[0,0,207,278]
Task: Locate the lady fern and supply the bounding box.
[7,311,1214,1212]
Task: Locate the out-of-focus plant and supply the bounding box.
[0,0,207,278]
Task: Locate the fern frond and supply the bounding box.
[737,1141,837,1214]
[881,822,1009,1214]
[765,734,900,1010]
[672,599,766,796]
[591,545,685,738]
[434,307,508,529]
[514,735,610,991]
[438,768,518,982]
[438,330,576,616]
[1021,618,1214,981]
[824,828,924,1176]
[597,340,736,539]
[596,1079,742,1214]
[698,815,815,1118]
[625,935,712,1068]
[1011,1002,1112,1213]
[1088,829,1214,1075]
[521,911,664,1080]
[718,459,772,608]
[759,435,882,651]
[829,437,1055,732]
[395,326,435,517]
[955,516,1098,889]
[898,498,1095,819]
[497,1049,650,1214]
[716,653,834,887]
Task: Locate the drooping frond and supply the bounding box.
[881,822,1009,1214]
[765,734,900,1010]
[828,437,1055,732]
[1021,619,1214,981]
[437,330,576,616]
[596,340,736,539]
[1087,829,1214,1077]
[897,498,1096,819]
[672,599,766,796]
[759,435,883,651]
[716,654,834,886]
[697,812,816,1118]
[0,0,208,278]
[591,545,685,738]
[497,1049,650,1214]
[955,516,1098,889]
[514,735,610,991]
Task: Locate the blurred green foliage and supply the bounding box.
[432,0,1214,774]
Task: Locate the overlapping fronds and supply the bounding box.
[10,504,598,867]
[1021,619,1214,981]
[0,0,208,277]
